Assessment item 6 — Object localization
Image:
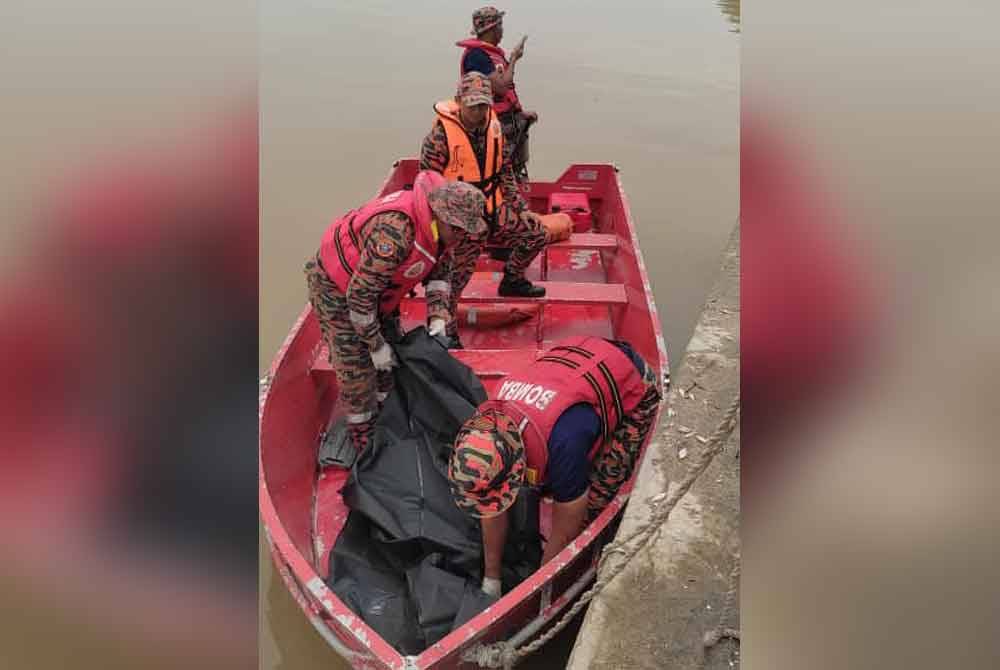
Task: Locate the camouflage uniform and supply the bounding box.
[305,211,471,450]
[419,116,527,221]
[450,347,662,520]
[585,357,662,519]
[498,113,531,183]
[420,114,548,337]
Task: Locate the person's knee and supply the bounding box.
[521,222,547,248]
[530,230,547,249]
[339,373,378,414]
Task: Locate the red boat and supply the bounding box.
[260,161,668,669]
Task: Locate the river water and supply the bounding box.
[259,1,738,667]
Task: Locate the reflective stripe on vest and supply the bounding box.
[482,337,648,485]
[433,99,504,226]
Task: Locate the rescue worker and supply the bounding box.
[458,6,537,181]
[420,72,548,346]
[305,171,487,452]
[447,336,662,597]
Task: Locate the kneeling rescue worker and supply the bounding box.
[448,336,662,598]
[305,171,487,452]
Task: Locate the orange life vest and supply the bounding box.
[433,99,505,228]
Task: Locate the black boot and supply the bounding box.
[488,247,513,262]
[498,274,546,298]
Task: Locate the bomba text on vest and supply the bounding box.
[496,379,557,410]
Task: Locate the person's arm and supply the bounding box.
[425,233,481,323]
[481,509,510,594]
[489,62,516,97]
[542,404,602,562]
[345,212,413,352]
[542,493,589,564]
[490,38,525,97]
[419,120,450,172]
[424,251,452,326]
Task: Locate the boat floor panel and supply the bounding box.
[313,305,614,375]
[451,348,542,379]
[545,247,607,283]
[548,233,617,251]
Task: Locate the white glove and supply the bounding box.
[428,317,447,338]
[481,577,502,598]
[370,342,398,371]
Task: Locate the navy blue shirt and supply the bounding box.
[462,48,496,77]
[546,403,602,502]
[543,341,647,502]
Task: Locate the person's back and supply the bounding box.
[448,338,663,597]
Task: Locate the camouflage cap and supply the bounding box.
[472,6,505,36]
[457,72,493,108]
[427,182,488,236]
[449,408,526,518]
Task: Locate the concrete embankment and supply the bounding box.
[567,225,740,670]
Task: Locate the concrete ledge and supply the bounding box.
[567,225,740,670]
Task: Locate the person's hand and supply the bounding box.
[427,317,447,338]
[522,110,538,124]
[370,342,398,371]
[481,577,502,598]
[511,35,527,61]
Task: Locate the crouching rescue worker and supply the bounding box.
[420,71,548,346]
[305,171,487,452]
[448,336,662,597]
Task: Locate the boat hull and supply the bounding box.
[260,161,668,669]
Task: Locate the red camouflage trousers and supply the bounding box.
[304,254,395,450]
[446,205,548,337]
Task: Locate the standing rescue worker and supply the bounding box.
[447,337,662,597]
[420,72,548,346]
[305,171,487,452]
[457,6,537,181]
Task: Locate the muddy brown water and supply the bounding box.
[260,1,738,667]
